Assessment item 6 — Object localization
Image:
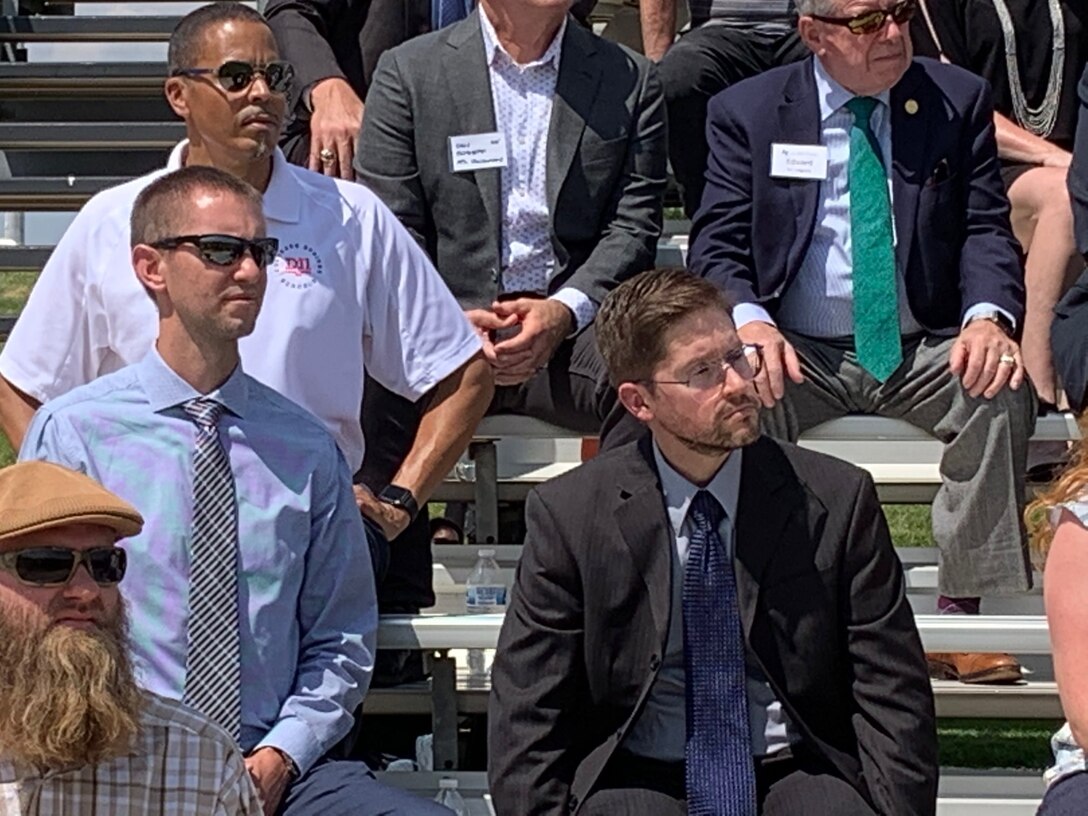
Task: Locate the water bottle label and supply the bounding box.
[466,584,508,612]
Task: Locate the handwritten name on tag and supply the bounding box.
[449,132,508,172]
[770,143,829,180]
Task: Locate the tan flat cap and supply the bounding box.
[0,461,143,543]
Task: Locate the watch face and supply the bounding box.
[379,485,413,506]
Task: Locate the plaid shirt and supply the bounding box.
[0,693,262,815]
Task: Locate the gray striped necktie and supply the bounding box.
[181,397,242,742]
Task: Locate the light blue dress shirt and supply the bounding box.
[733,57,1011,336]
[19,349,375,776]
[622,445,797,762]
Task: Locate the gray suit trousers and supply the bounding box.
[761,332,1037,597]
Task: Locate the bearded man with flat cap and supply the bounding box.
[0,460,261,816]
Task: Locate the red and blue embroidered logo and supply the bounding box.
[272,242,323,290]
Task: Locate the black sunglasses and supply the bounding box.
[0,546,127,587]
[811,0,916,35]
[149,234,280,269]
[171,60,294,94]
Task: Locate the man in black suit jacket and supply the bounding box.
[688,0,1037,685]
[489,269,937,815]
[265,0,430,177]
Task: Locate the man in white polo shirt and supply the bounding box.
[0,3,491,591]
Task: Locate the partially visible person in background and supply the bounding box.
[1027,425,1088,814]
[1055,63,1088,414]
[0,460,262,816]
[913,0,1087,410]
[429,517,464,546]
[265,0,430,180]
[657,0,806,216]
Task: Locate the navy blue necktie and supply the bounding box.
[683,490,757,815]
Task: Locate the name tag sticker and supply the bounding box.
[770,143,829,180]
[449,132,508,172]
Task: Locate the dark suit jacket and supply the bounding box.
[354,11,667,311]
[265,0,430,164]
[688,57,1024,333]
[489,436,938,816]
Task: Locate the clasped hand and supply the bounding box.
[466,298,574,386]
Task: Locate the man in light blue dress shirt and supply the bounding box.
[19,167,449,816]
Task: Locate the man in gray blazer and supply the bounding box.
[489,270,937,815]
[354,0,666,442]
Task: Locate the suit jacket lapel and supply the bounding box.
[777,60,822,280]
[890,63,928,273]
[548,20,601,217]
[613,437,673,645]
[734,438,795,639]
[445,12,502,250]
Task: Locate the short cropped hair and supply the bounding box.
[596,269,734,387]
[795,0,839,15]
[167,2,269,75]
[131,165,264,247]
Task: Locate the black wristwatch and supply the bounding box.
[377,484,419,521]
[967,310,1014,338]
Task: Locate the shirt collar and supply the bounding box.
[813,57,891,123]
[653,442,743,539]
[136,346,248,419]
[166,140,301,224]
[480,9,566,70]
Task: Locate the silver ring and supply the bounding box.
[319,148,335,163]
[998,354,1016,366]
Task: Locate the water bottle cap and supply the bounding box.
[438,778,459,789]
[478,548,496,557]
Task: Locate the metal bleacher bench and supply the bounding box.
[439,412,1082,544]
[375,612,1051,811]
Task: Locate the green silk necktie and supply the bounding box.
[845,95,902,382]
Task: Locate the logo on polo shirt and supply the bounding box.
[272,242,324,290]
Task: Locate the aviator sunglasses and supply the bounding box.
[0,546,127,587]
[810,0,917,35]
[171,59,295,94]
[149,234,280,269]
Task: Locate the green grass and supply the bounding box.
[885,504,934,548]
[939,719,1059,770]
[0,270,37,315]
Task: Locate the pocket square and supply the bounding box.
[926,158,951,186]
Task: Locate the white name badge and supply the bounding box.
[770,143,829,180]
[449,132,508,172]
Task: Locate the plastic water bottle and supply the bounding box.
[434,777,467,815]
[465,548,507,677]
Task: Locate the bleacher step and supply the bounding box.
[0,15,179,41]
[0,121,182,149]
[0,176,126,210]
[0,62,165,94]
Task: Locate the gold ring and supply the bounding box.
[319,148,335,163]
[998,354,1016,366]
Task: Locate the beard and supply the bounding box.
[0,599,143,768]
[666,398,762,456]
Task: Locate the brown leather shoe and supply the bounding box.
[926,652,1023,684]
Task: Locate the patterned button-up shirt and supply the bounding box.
[479,10,596,331]
[0,693,261,816]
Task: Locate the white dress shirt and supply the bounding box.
[733,58,1009,336]
[622,444,797,762]
[479,11,596,330]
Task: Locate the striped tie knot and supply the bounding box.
[183,398,225,433]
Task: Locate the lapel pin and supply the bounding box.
[905,99,919,115]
